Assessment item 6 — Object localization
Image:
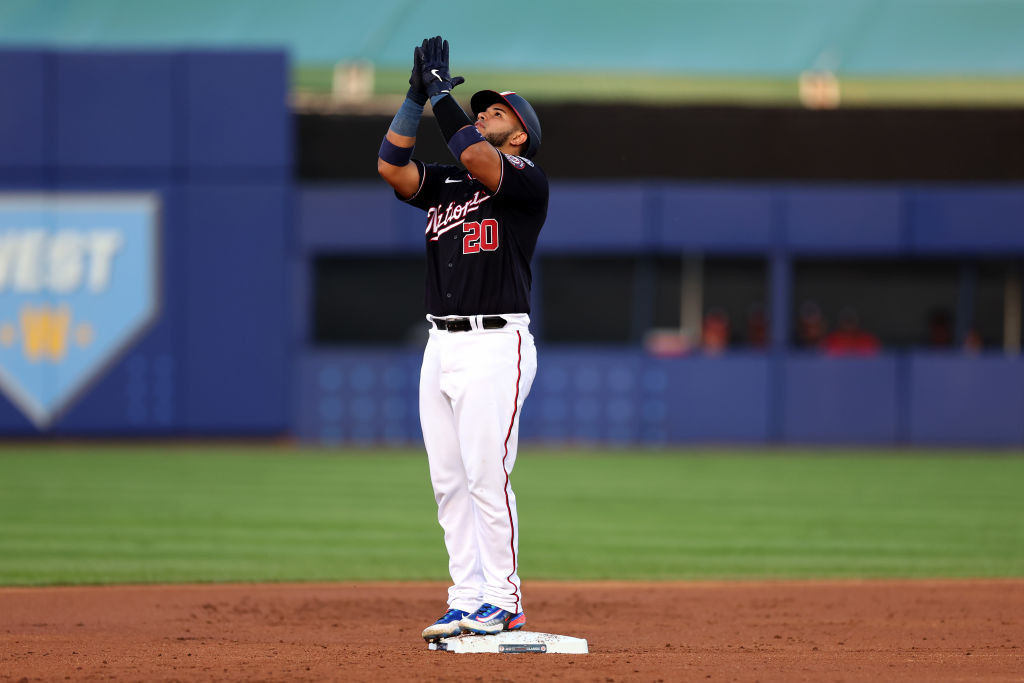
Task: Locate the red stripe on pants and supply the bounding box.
[501,331,523,613]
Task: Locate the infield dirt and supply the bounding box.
[1,580,1021,682]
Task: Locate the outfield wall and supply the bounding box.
[0,49,291,435]
[1,49,1022,444]
[296,350,1024,446]
[296,184,1024,447]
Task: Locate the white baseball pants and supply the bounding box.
[419,313,537,615]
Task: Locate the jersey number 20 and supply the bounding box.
[463,219,499,254]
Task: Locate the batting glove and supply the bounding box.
[420,36,465,100]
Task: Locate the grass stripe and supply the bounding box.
[0,446,1021,585]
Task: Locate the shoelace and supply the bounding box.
[475,604,501,619]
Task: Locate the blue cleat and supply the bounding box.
[422,608,470,641]
[458,603,526,635]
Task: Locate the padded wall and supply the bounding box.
[0,50,47,185]
[0,49,291,435]
[298,183,1024,255]
[295,182,1024,446]
[295,349,1024,446]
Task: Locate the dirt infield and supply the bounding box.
[1,580,1021,682]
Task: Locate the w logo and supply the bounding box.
[19,304,72,362]
[0,194,159,429]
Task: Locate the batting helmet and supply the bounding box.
[470,90,542,159]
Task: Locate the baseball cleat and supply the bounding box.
[458,603,526,635]
[422,608,470,641]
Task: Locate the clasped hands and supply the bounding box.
[409,36,465,100]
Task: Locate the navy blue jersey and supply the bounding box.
[403,152,548,316]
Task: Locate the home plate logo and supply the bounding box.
[0,193,160,429]
[428,631,588,654]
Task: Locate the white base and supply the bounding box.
[428,630,588,654]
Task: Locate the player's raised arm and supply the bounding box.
[377,44,429,199]
[419,37,506,193]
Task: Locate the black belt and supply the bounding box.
[432,316,507,332]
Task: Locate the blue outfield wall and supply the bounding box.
[1,48,1022,443]
[781,355,903,444]
[296,182,1024,255]
[908,355,1024,445]
[0,49,291,435]
[295,349,773,446]
[296,182,1024,447]
[295,349,1024,447]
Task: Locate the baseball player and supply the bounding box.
[376,36,548,640]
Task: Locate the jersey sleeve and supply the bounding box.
[401,161,461,210]
[491,153,549,212]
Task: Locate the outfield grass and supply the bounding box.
[0,445,1021,586]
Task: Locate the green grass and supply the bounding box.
[295,65,1024,107]
[0,445,1022,586]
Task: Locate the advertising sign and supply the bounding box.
[0,194,160,428]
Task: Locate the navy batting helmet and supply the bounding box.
[470,90,542,159]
